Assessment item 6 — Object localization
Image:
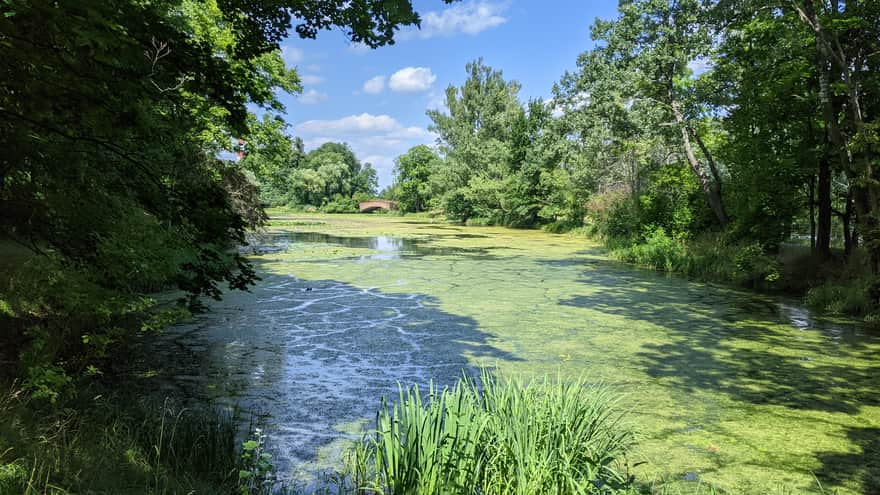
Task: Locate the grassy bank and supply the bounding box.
[601,229,876,321]
[0,385,242,494]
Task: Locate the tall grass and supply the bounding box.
[609,231,782,291]
[351,371,636,495]
[0,385,242,495]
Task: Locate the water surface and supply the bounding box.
[148,214,880,493]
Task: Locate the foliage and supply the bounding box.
[613,228,687,273]
[806,281,873,317]
[248,141,379,210]
[731,243,781,288]
[238,428,277,495]
[0,0,447,396]
[321,195,360,214]
[352,371,636,495]
[392,145,442,213]
[611,230,782,291]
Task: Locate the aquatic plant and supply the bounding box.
[238,428,279,495]
[352,370,636,495]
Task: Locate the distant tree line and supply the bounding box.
[240,116,377,212]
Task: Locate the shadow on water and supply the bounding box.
[146,258,519,478]
[553,259,880,492]
[557,262,879,413]
[816,427,880,493]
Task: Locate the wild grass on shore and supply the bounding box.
[0,385,241,495]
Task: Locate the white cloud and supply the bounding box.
[297,89,328,104]
[306,64,322,72]
[295,114,436,189]
[362,75,386,94]
[417,1,507,39]
[389,67,436,93]
[281,45,304,65]
[363,154,395,171]
[297,113,429,138]
[300,74,325,85]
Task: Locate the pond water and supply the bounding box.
[146,215,880,494]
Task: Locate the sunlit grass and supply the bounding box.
[349,371,636,495]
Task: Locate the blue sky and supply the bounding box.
[275,0,620,189]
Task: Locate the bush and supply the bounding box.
[351,371,636,495]
[731,242,781,289]
[806,279,873,317]
[0,388,242,494]
[464,217,494,227]
[321,195,359,213]
[441,189,476,223]
[609,232,783,291]
[586,191,641,242]
[613,228,685,272]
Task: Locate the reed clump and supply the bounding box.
[350,371,636,495]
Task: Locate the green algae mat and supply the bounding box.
[157,213,880,494]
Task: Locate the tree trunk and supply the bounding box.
[671,101,729,226]
[816,153,832,260]
[809,175,816,252]
[843,191,854,257]
[797,0,879,272]
[690,126,724,196]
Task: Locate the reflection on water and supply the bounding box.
[246,231,491,259]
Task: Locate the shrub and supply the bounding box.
[321,195,358,213]
[464,217,494,227]
[352,371,636,495]
[613,227,685,272]
[0,388,241,494]
[441,189,476,223]
[731,242,781,289]
[806,279,872,317]
[586,191,641,242]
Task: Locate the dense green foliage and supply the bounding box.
[401,60,571,228]
[2,0,879,491]
[0,386,241,494]
[351,372,635,495]
[380,2,880,315]
[391,145,443,213]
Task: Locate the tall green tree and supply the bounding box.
[706,3,821,249]
[393,145,442,212]
[586,0,729,226]
[427,59,527,223]
[786,0,880,269]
